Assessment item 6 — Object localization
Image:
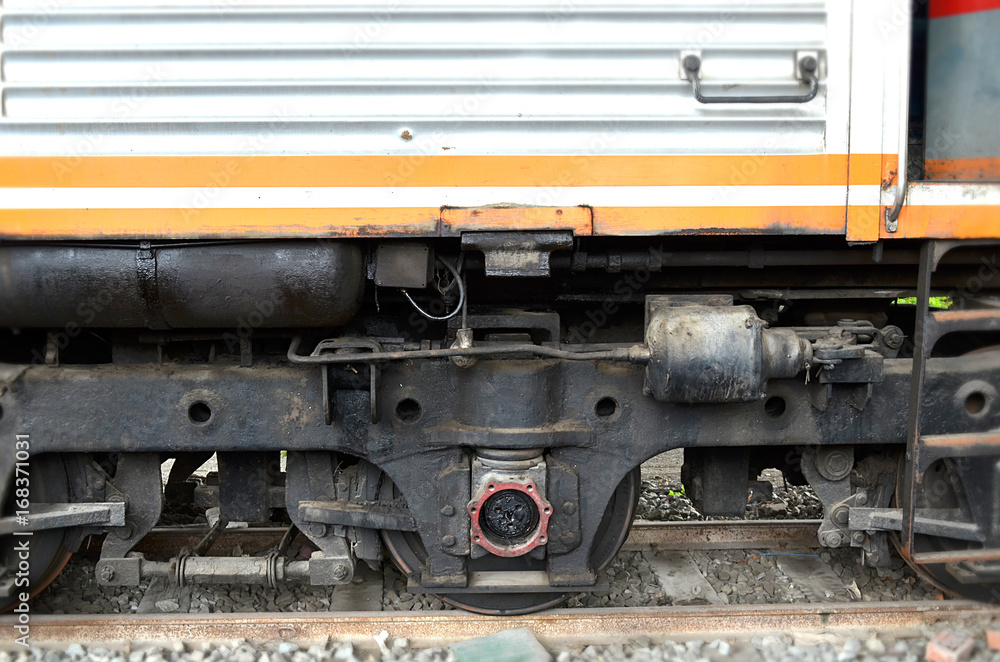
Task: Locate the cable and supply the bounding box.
[401,257,465,322]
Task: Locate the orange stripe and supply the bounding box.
[0,206,851,239]
[593,207,846,235]
[10,205,996,240]
[925,157,1000,181]
[882,205,1000,239]
[0,208,442,240]
[441,207,592,235]
[0,154,864,188]
[849,153,882,187]
[846,204,884,242]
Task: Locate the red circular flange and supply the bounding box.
[468,481,552,558]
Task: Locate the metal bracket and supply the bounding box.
[298,499,417,532]
[849,507,983,543]
[0,502,125,536]
[461,231,574,278]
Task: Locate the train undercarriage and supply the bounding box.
[2,236,1000,614]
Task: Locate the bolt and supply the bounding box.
[308,523,328,538]
[94,479,105,490]
[855,492,868,506]
[99,565,116,582]
[331,564,348,581]
[882,326,905,350]
[562,502,577,515]
[112,523,134,540]
[440,505,455,517]
[852,531,866,545]
[441,535,457,547]
[823,531,843,547]
[832,506,849,526]
[820,450,852,480]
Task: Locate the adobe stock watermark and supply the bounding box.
[10,433,33,647]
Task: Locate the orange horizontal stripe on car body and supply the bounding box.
[441,206,592,235]
[592,206,846,235]
[925,157,1000,181]
[0,206,850,240]
[6,205,997,240]
[0,208,443,240]
[884,205,1000,239]
[0,154,867,188]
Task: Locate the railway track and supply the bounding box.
[14,602,998,650]
[8,518,998,655]
[118,518,824,558]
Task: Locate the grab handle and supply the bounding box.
[681,51,819,105]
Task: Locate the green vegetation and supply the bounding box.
[894,296,952,309]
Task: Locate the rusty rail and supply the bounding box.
[8,602,995,649]
[118,519,821,558]
[622,519,819,552]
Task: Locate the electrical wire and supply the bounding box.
[401,257,466,322]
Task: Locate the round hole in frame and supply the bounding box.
[966,392,987,416]
[188,401,212,425]
[764,396,787,419]
[395,398,421,422]
[595,397,619,419]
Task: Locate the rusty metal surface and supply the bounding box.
[622,520,820,552]
[9,602,996,649]
[123,519,821,559]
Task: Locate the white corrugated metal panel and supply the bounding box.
[0,1,841,156]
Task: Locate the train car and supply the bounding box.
[1,0,999,615]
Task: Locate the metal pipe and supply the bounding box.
[885,4,913,233]
[287,336,650,365]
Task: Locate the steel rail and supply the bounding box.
[9,602,997,649]
[119,519,822,557]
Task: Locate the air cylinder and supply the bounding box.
[0,241,365,329]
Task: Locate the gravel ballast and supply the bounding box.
[10,622,1000,662]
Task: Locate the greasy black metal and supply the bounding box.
[0,455,74,611]
[5,356,999,456]
[681,448,751,518]
[480,490,539,542]
[374,243,432,289]
[0,241,365,328]
[10,350,998,593]
[135,242,169,331]
[644,301,810,402]
[889,240,1000,600]
[298,499,418,532]
[287,336,644,364]
[97,453,163,582]
[217,452,276,524]
[683,54,820,104]
[461,231,574,278]
[447,311,562,344]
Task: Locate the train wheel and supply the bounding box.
[1,454,76,612]
[892,456,999,601]
[382,467,641,615]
